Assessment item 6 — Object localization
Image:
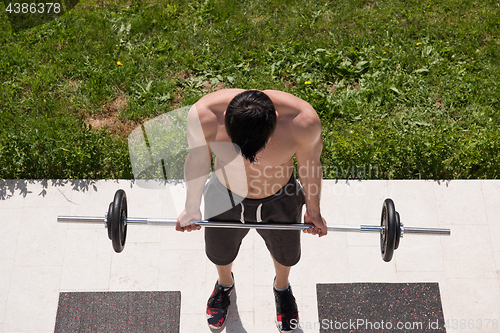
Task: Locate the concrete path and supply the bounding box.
[0,179,499,332]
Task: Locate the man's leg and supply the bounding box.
[206,262,235,329]
[272,256,298,332]
[216,263,234,286]
[272,256,291,289]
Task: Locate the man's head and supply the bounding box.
[224,90,277,164]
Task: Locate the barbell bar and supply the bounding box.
[57,189,451,262]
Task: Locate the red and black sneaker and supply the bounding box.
[206,274,234,329]
[274,283,299,332]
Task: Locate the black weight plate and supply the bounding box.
[394,211,401,250]
[107,202,114,240]
[380,198,396,262]
[111,189,127,253]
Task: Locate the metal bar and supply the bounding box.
[360,225,384,233]
[57,216,105,224]
[126,217,177,225]
[196,221,366,231]
[404,227,450,236]
[57,216,450,236]
[124,218,450,235]
[124,218,368,232]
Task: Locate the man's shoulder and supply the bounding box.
[287,102,321,146]
[263,90,319,120]
[261,89,321,138]
[290,110,321,144]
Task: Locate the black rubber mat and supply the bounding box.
[316,283,446,333]
[54,291,181,333]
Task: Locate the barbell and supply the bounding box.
[57,189,450,262]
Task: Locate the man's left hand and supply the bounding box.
[303,211,327,237]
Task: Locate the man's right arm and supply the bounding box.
[176,104,217,232]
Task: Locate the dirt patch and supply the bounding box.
[174,70,190,81]
[65,79,80,92]
[436,101,445,108]
[170,70,192,109]
[328,84,337,93]
[85,96,140,137]
[171,70,225,109]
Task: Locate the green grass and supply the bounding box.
[0,0,499,179]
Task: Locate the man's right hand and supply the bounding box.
[176,209,202,232]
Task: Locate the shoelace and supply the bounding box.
[208,285,231,309]
[275,289,296,313]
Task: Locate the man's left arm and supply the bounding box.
[294,113,327,237]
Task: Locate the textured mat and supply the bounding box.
[316,283,446,333]
[54,291,181,333]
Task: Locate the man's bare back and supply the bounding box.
[193,88,322,199]
[178,88,326,238]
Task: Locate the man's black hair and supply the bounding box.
[225,90,277,164]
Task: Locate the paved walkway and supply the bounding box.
[0,179,499,332]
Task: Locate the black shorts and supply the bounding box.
[203,172,306,267]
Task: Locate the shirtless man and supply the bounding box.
[176,89,327,332]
